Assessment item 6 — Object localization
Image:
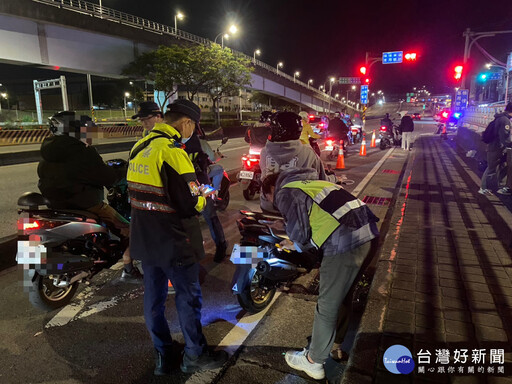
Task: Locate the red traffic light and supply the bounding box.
[454,65,463,80]
[404,52,417,61]
[359,66,367,75]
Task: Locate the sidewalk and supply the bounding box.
[343,135,512,383]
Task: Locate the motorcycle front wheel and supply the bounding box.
[237,269,276,314]
[242,181,259,200]
[29,273,79,311]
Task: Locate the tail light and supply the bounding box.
[241,154,260,170]
[380,126,387,132]
[308,114,315,120]
[17,218,67,235]
[325,139,334,146]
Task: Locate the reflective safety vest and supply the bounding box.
[127,123,205,214]
[282,180,372,248]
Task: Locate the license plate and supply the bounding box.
[230,244,269,266]
[325,145,333,151]
[239,171,254,180]
[16,241,47,265]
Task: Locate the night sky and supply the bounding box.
[2,0,512,98]
[103,0,512,96]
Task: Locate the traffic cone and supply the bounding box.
[370,130,376,148]
[336,140,345,169]
[168,280,175,294]
[359,134,367,156]
[442,124,447,134]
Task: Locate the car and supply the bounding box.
[412,112,422,120]
[308,114,328,136]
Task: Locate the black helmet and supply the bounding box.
[269,111,302,142]
[259,111,272,123]
[48,111,79,137]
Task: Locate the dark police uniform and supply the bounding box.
[127,122,208,359]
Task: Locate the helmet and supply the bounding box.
[298,111,309,120]
[48,111,79,137]
[269,111,302,142]
[385,113,390,118]
[259,111,273,123]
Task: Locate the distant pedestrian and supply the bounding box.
[399,114,414,150]
[479,102,512,196]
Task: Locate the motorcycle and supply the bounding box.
[379,124,401,150]
[238,152,261,201]
[324,137,348,161]
[230,210,318,313]
[16,159,130,311]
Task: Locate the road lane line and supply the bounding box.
[351,147,395,198]
[45,285,100,328]
[216,292,281,355]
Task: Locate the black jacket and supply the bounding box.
[37,135,119,210]
[328,117,349,139]
[399,116,414,133]
[488,112,511,152]
[183,133,211,185]
[244,124,271,149]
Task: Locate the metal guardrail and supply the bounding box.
[461,105,505,130]
[32,0,359,112]
[0,125,143,146]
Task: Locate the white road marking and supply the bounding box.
[45,285,100,328]
[75,287,144,321]
[351,147,396,198]
[217,292,281,355]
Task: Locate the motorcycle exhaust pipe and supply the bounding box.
[256,258,300,281]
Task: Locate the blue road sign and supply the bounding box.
[382,51,403,64]
[488,72,502,80]
[454,89,469,112]
[361,85,369,104]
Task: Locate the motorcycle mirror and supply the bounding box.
[221,137,229,145]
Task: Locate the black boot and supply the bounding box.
[154,350,171,376]
[180,349,228,373]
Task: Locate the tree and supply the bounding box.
[205,46,253,126]
[123,44,253,117]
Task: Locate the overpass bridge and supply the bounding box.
[0,0,359,115]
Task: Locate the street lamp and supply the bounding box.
[335,93,339,99]
[293,71,300,83]
[174,11,184,33]
[123,92,130,119]
[1,93,8,111]
[277,62,283,74]
[253,49,261,62]
[308,79,313,88]
[328,77,336,112]
[215,24,238,48]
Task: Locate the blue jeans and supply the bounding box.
[208,164,224,191]
[142,262,207,358]
[201,197,226,247]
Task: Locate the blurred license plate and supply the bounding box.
[239,171,254,180]
[325,145,333,151]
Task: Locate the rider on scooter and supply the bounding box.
[244,111,272,154]
[328,111,350,147]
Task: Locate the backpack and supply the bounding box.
[482,119,497,144]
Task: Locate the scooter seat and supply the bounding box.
[17,192,50,208]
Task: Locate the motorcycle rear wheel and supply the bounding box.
[29,273,79,311]
[216,190,230,211]
[379,139,389,150]
[243,186,256,200]
[237,269,276,314]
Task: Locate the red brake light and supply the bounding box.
[442,112,449,118]
[308,115,315,120]
[319,123,325,128]
[242,154,260,169]
[326,139,333,146]
[380,126,387,131]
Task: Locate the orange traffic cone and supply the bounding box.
[359,134,367,156]
[370,130,376,148]
[168,280,175,294]
[336,140,345,169]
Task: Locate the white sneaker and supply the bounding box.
[497,187,512,195]
[478,188,493,196]
[285,348,325,380]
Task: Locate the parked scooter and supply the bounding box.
[16,159,130,311]
[238,153,262,200]
[230,210,319,313]
[325,136,348,161]
[379,124,401,150]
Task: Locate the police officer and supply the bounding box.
[166,103,228,262]
[262,168,379,380]
[127,100,228,376]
